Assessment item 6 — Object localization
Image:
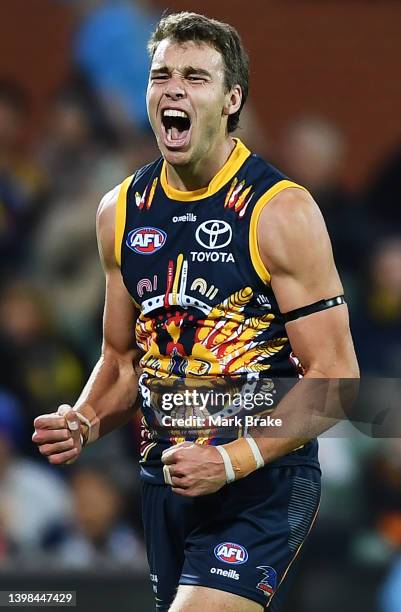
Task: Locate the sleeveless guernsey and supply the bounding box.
[115,139,319,482]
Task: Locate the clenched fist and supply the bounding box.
[162,441,226,497]
[32,404,82,465]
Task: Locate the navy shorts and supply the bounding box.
[142,464,321,611]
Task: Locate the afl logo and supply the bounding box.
[214,542,248,565]
[126,227,166,255]
[195,220,232,249]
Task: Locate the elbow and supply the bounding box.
[102,343,137,366]
[100,346,137,385]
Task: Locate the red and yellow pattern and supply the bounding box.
[136,286,287,379]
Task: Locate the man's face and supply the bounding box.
[147,39,232,167]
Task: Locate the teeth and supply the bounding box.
[163,109,188,119]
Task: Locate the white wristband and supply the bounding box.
[245,436,265,469]
[75,411,92,431]
[216,445,236,484]
[163,464,173,486]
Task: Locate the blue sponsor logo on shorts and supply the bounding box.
[214,542,248,565]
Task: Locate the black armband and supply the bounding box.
[282,295,346,322]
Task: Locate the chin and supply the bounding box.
[162,146,192,167]
[165,154,191,167]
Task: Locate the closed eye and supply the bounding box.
[187,76,208,83]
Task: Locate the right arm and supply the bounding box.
[33,185,140,464]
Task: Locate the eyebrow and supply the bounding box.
[150,66,212,78]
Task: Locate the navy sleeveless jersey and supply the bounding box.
[115,139,319,482]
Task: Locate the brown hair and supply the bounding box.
[148,12,249,133]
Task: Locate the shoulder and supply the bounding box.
[261,187,323,231]
[258,187,332,275]
[96,183,121,237]
[96,182,123,270]
[97,156,162,221]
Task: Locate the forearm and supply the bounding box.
[73,348,139,441]
[249,369,360,464]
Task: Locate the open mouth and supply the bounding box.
[161,109,192,149]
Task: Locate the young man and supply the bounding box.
[33,12,359,612]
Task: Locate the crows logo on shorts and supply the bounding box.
[256,566,277,596]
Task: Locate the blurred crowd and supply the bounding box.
[0,1,401,611]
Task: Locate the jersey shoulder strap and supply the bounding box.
[114,158,164,266]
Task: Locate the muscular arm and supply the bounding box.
[250,187,360,462]
[161,188,360,496]
[73,185,140,438]
[33,185,140,463]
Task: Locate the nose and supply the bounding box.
[165,74,186,101]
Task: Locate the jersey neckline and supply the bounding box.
[160,138,251,202]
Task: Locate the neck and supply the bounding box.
[165,136,236,192]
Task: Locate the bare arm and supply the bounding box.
[161,188,360,496]
[73,184,140,437]
[33,184,140,463]
[250,187,360,462]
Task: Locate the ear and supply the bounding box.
[223,84,242,118]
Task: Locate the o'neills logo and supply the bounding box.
[172,213,197,223]
[210,567,240,580]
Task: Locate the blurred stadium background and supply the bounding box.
[0,1,401,610]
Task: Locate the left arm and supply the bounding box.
[162,188,359,496]
[247,187,359,462]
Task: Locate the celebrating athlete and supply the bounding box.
[33,12,359,612]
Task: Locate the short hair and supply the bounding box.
[148,12,249,133]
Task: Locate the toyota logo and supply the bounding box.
[195,220,232,249]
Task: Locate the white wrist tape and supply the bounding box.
[75,411,91,430]
[217,436,265,483]
[163,464,173,486]
[216,445,236,483]
[57,404,94,448]
[75,412,93,447]
[246,436,265,469]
